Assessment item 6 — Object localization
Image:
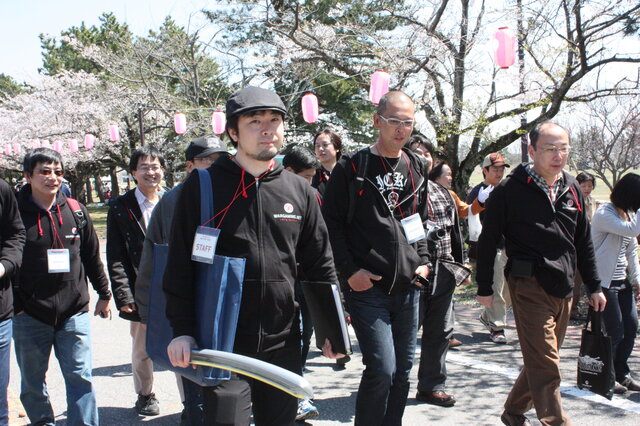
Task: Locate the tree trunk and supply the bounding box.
[110,167,120,198]
[85,179,94,204]
[165,166,175,189]
[94,174,105,203]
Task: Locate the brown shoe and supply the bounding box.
[621,377,640,392]
[500,411,532,426]
[415,390,456,407]
[448,337,463,349]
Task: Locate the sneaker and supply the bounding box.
[490,329,508,344]
[478,315,492,331]
[613,382,628,394]
[135,393,160,416]
[296,399,319,421]
[621,376,640,391]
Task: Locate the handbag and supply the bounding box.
[577,307,615,399]
[467,209,482,242]
[146,169,246,386]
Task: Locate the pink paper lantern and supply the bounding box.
[301,93,319,124]
[174,113,187,135]
[495,27,516,69]
[369,70,390,105]
[53,140,62,152]
[211,111,226,135]
[69,139,79,153]
[84,134,95,149]
[4,144,12,155]
[13,143,21,154]
[42,140,51,149]
[108,124,120,142]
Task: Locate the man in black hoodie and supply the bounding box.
[476,122,606,426]
[13,148,111,426]
[0,178,25,426]
[164,86,337,425]
[322,91,431,426]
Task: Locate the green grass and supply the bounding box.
[87,205,109,240]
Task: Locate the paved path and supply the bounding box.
[7,245,640,425]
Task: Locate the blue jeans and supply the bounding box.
[602,280,639,383]
[346,285,419,426]
[0,318,12,425]
[13,312,98,426]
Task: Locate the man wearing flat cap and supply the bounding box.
[164,86,338,425]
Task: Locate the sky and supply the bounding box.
[0,0,214,83]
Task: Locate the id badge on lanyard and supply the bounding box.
[48,249,71,273]
[400,213,426,244]
[191,226,220,264]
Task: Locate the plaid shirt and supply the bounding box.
[525,164,564,203]
[426,181,455,261]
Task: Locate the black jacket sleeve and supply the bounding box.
[297,185,338,283]
[0,182,25,278]
[163,173,201,338]
[79,203,111,299]
[321,158,362,281]
[106,201,134,308]
[475,182,506,296]
[572,184,601,293]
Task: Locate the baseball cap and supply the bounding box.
[225,86,287,120]
[482,152,510,168]
[185,135,227,161]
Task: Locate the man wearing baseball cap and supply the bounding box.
[164,86,338,425]
[184,135,229,169]
[467,152,510,344]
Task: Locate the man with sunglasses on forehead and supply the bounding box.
[13,148,111,425]
[322,91,431,425]
[476,122,606,425]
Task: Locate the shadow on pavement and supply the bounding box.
[97,406,181,425]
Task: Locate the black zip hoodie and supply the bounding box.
[14,185,111,326]
[476,164,601,298]
[0,179,25,321]
[163,156,337,354]
[322,147,430,294]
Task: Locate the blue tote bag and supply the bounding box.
[146,169,246,385]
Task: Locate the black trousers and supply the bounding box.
[202,345,301,426]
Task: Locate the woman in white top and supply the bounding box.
[590,173,640,394]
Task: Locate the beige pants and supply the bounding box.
[480,249,511,331]
[130,322,154,396]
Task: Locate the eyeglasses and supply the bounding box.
[378,115,415,128]
[138,164,163,172]
[194,156,216,165]
[36,168,64,177]
[538,146,571,156]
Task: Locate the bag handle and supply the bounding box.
[196,169,214,224]
[584,306,604,335]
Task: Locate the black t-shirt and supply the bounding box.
[366,152,418,220]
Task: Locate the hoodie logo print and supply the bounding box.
[273,203,301,222]
[284,203,293,213]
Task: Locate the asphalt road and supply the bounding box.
[6,245,640,425]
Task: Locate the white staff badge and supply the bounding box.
[400,213,426,244]
[47,249,71,273]
[191,226,220,264]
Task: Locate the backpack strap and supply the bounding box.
[195,169,214,224]
[66,197,87,230]
[347,147,370,224]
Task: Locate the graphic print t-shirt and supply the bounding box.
[365,152,416,219]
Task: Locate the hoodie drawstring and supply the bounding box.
[37,212,43,237]
[569,186,583,212]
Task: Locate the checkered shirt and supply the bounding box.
[426,181,455,262]
[525,164,564,203]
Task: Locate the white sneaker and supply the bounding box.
[296,398,319,421]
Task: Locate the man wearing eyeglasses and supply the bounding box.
[322,91,431,425]
[13,148,111,425]
[107,146,165,416]
[134,135,228,424]
[476,122,606,426]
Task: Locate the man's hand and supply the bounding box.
[167,336,197,368]
[477,185,494,203]
[348,269,381,292]
[477,295,493,308]
[120,303,137,313]
[589,292,607,312]
[321,338,345,359]
[414,265,430,288]
[94,299,111,318]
